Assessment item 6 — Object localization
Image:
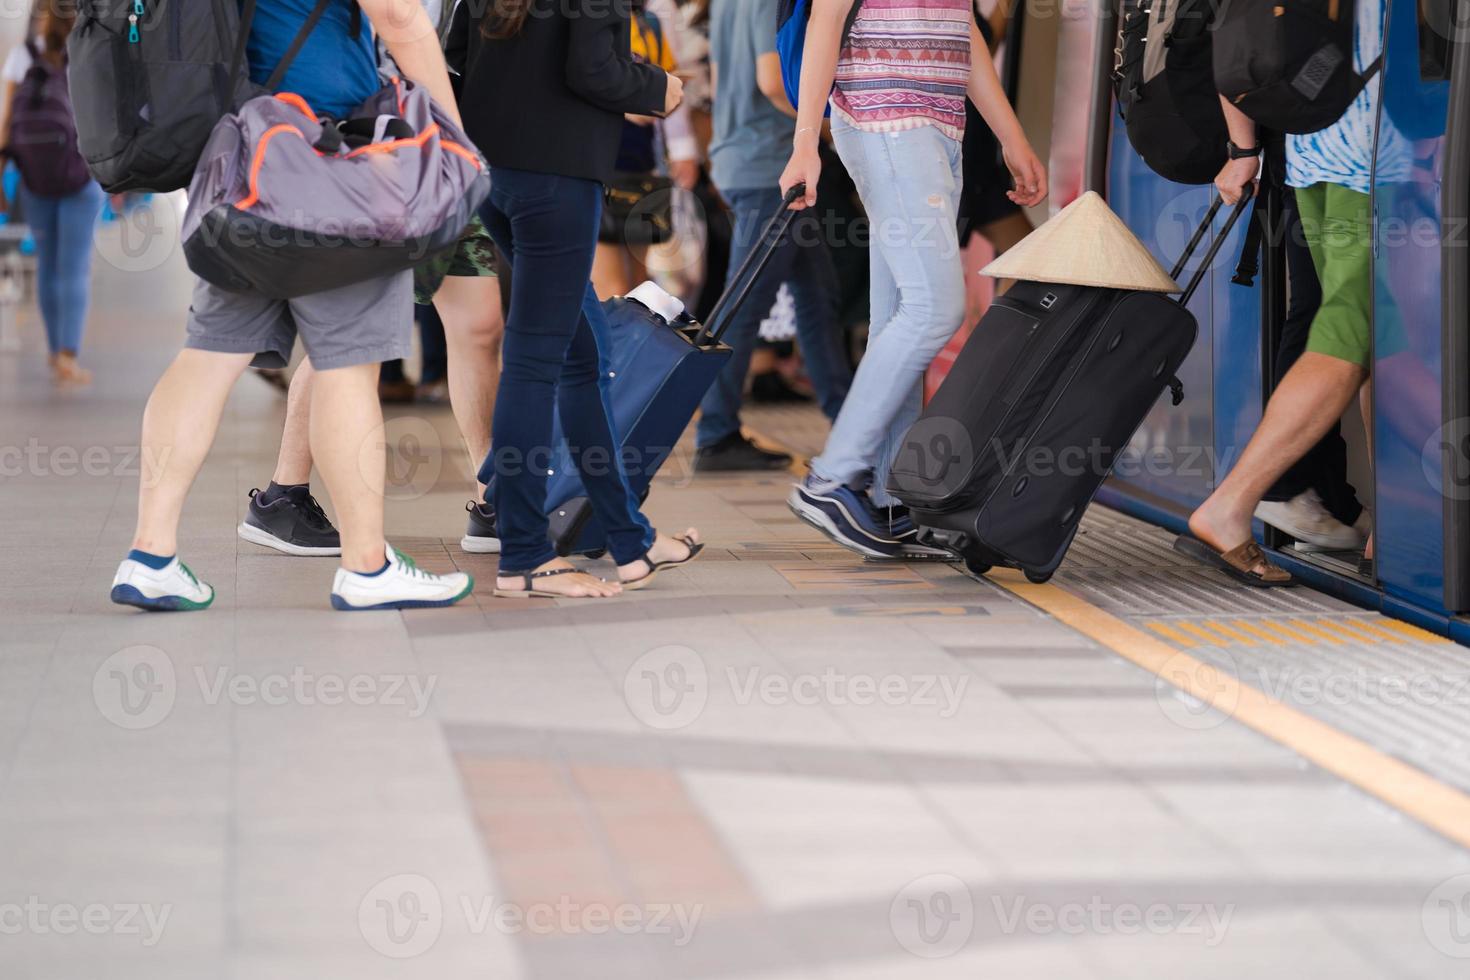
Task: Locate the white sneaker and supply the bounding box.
[111,555,216,612]
[330,544,474,611]
[1255,490,1368,551]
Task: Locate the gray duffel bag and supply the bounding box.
[182,76,490,299]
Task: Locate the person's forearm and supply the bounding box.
[360,0,462,127]
[966,22,1025,147]
[1220,96,1256,148]
[793,0,852,149]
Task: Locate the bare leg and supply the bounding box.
[272,359,315,486]
[591,242,630,301]
[132,349,254,555]
[308,362,387,573]
[433,275,503,497]
[626,243,650,288]
[1189,352,1368,574]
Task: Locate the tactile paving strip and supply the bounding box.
[1058,508,1470,793]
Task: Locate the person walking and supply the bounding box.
[111,0,474,612]
[456,0,704,599]
[1180,0,1401,584]
[782,0,1046,557]
[695,0,853,472]
[0,4,105,387]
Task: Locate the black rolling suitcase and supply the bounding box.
[887,195,1251,583]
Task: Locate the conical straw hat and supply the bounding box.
[981,191,1180,293]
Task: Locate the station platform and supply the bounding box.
[3,215,1470,978]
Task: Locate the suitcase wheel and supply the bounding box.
[1024,569,1054,585]
[963,557,993,578]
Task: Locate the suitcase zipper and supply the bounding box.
[129,0,144,42]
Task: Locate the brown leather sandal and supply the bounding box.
[1173,536,1295,588]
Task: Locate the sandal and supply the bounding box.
[621,534,706,592]
[493,566,609,599]
[1173,535,1295,588]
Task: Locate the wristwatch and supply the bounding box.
[1226,141,1263,160]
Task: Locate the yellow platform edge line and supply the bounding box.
[994,575,1470,851]
[1321,618,1397,644]
[1145,621,1198,647]
[1228,619,1289,646]
[1377,618,1452,645]
[1174,621,1228,647]
[1200,619,1258,646]
[1285,619,1346,645]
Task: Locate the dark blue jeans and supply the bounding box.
[695,187,851,449]
[480,167,654,573]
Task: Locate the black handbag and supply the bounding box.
[601,172,675,245]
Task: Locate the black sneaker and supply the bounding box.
[695,433,793,473]
[461,500,501,554]
[237,486,342,556]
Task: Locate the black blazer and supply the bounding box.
[447,0,668,185]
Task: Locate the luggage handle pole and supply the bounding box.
[693,184,806,348]
[1174,191,1254,307]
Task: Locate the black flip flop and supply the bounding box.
[494,566,607,599]
[1173,535,1296,588]
[622,534,705,591]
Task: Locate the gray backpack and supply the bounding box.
[182,76,490,299]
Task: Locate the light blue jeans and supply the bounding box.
[811,119,967,507]
[19,181,105,356]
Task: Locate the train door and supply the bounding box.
[1372,0,1462,619]
[1093,70,1261,516]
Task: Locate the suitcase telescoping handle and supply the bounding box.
[1171,190,1255,307]
[692,183,807,348]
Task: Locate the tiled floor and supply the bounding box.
[3,206,1470,978]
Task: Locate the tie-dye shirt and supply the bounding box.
[1286,0,1410,193]
[829,0,973,141]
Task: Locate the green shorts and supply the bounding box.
[414,215,498,306]
[1294,182,1372,368]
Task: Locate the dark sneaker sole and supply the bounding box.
[110,584,214,612]
[694,448,795,473]
[787,488,903,560]
[329,578,475,611]
[238,521,342,557]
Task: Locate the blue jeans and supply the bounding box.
[812,121,966,508]
[19,181,104,355]
[696,186,851,449]
[479,167,654,573]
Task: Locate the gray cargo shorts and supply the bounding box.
[184,270,413,371]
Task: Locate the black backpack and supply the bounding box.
[67,0,355,194]
[1113,0,1228,185]
[1212,0,1380,134]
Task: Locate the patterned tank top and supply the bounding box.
[1286,0,1410,193]
[829,0,973,141]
